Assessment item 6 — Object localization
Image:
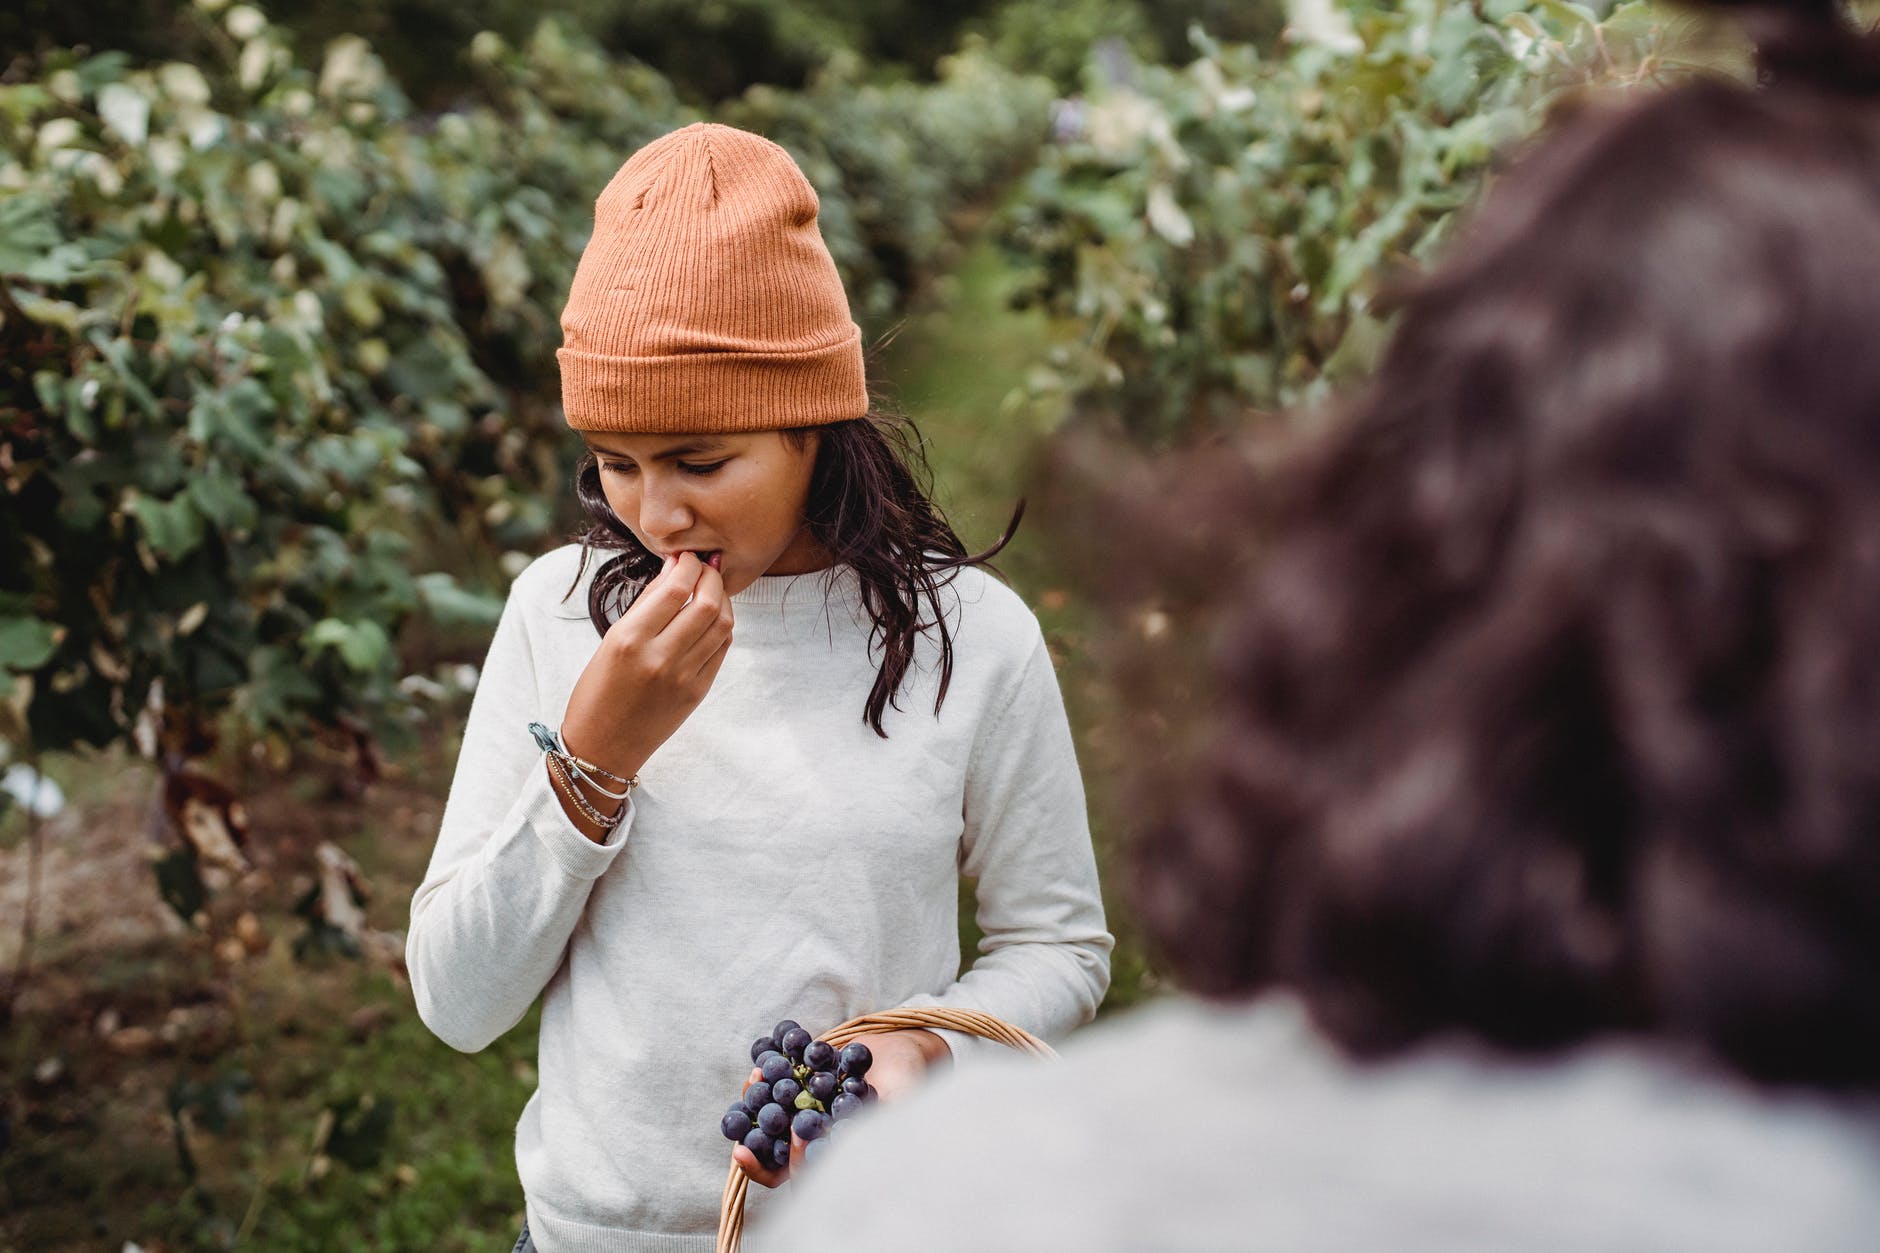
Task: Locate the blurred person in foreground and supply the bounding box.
[765,0,1880,1248]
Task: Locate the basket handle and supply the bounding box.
[716,1008,1056,1253]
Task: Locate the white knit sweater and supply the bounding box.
[407,544,1113,1251]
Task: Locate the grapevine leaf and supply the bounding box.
[414,573,503,628]
[0,617,60,672]
[186,463,259,534]
[305,619,392,673]
[0,195,62,277]
[130,493,206,560]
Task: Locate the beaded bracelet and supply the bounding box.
[530,721,638,829]
[545,751,621,831]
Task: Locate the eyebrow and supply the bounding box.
[584,438,729,461]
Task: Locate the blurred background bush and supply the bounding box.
[0,1,1772,1247]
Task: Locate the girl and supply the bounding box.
[407,123,1113,1251]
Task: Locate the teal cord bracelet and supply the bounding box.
[530,722,638,826]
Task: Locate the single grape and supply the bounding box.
[791,1108,831,1142]
[780,1027,812,1061]
[838,1042,873,1078]
[863,1082,878,1103]
[722,1107,754,1142]
[804,1039,837,1072]
[750,1036,780,1064]
[772,1019,802,1044]
[829,1091,862,1122]
[840,1076,868,1099]
[806,1071,838,1103]
[771,1077,802,1108]
[768,1136,791,1170]
[804,1137,830,1164]
[757,1101,791,1140]
[759,1053,793,1085]
[742,1127,771,1160]
[742,1081,773,1115]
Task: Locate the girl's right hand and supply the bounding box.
[559,552,733,784]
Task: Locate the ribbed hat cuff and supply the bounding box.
[557,332,869,433]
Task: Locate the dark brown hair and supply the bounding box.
[569,410,1016,737]
[1124,0,1880,1089]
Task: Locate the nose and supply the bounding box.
[635,472,694,549]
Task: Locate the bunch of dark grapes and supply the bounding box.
[719,1019,877,1170]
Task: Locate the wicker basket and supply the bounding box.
[716,1008,1056,1253]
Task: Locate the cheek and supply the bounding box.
[599,478,642,535]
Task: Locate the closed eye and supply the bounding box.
[678,460,728,476]
[599,460,636,476]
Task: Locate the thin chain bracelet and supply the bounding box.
[546,751,622,831]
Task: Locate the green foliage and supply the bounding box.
[998,0,1692,442]
[7,0,1010,109]
[0,7,587,757]
[980,0,1158,91]
[722,47,1054,325]
[978,0,1288,92]
[1135,0,1290,64]
[0,5,1048,772]
[572,0,1006,103]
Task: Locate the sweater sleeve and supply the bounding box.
[406,577,632,1053]
[895,631,1114,1062]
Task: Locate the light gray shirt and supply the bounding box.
[408,545,1113,1252]
[772,993,1880,1252]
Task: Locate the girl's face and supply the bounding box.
[583,430,826,595]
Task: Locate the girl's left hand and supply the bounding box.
[731,1028,951,1188]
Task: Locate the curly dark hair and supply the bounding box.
[567,409,1017,737]
[1127,0,1880,1089]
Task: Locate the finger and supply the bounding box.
[668,593,729,659]
[678,600,733,674]
[661,563,731,649]
[732,1144,786,1189]
[690,631,734,686]
[619,552,705,638]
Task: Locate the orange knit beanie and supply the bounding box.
[556,123,868,432]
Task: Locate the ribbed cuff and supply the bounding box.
[520,761,632,880]
[557,328,866,433]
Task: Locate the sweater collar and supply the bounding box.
[730,563,862,609]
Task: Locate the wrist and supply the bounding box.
[544,756,623,844]
[888,1027,952,1068]
[558,724,649,783]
